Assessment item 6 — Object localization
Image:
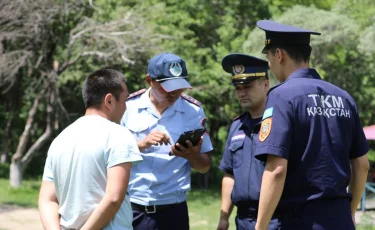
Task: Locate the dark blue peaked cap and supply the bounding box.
[147,52,192,92]
[222,53,269,85]
[257,20,321,54]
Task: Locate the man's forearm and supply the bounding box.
[80,194,123,230]
[220,174,234,220]
[81,163,131,230]
[38,181,60,230]
[137,140,148,152]
[256,156,287,230]
[39,201,60,230]
[349,155,370,215]
[188,152,211,173]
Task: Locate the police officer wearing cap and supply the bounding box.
[217,53,279,230]
[121,52,213,230]
[253,20,370,230]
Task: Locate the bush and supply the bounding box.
[0,163,10,178]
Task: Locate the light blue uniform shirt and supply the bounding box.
[121,88,213,205]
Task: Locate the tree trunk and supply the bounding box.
[10,160,23,187]
[1,113,13,164]
[0,153,6,164]
[9,90,43,188]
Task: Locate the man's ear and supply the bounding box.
[145,74,153,87]
[275,48,283,64]
[276,48,288,64]
[264,79,270,90]
[103,93,113,109]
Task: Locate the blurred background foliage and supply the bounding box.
[0,0,374,187]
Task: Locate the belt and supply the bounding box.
[131,202,183,214]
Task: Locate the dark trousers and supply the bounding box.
[235,215,279,230]
[132,201,189,230]
[276,199,355,230]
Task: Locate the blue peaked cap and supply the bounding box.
[147,52,192,92]
[257,20,321,54]
[222,53,269,85]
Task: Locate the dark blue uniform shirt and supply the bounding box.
[255,68,369,209]
[219,113,264,209]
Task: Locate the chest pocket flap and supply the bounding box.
[229,138,245,168]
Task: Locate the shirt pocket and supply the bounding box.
[167,128,184,145]
[229,139,244,168]
[126,122,150,142]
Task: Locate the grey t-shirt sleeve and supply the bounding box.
[106,125,143,169]
[42,154,54,181]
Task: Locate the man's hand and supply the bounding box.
[352,214,356,225]
[170,137,210,173]
[170,137,202,160]
[137,130,171,151]
[217,218,229,230]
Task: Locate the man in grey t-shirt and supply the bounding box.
[38,69,142,230]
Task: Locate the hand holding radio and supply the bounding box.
[169,128,205,158]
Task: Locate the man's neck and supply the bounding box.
[283,61,310,82]
[149,89,169,116]
[85,108,109,120]
[248,103,266,119]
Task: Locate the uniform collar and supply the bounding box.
[239,112,262,130]
[286,68,321,81]
[137,88,184,112]
[267,68,321,95]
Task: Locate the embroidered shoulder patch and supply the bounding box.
[259,118,272,142]
[181,93,201,107]
[262,107,273,120]
[127,88,146,100]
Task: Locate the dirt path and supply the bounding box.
[0,205,374,230]
[0,205,42,230]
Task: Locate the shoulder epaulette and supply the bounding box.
[232,115,240,121]
[232,112,246,121]
[181,93,201,107]
[127,88,146,100]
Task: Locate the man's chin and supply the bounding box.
[240,103,252,110]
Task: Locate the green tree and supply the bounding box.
[0,0,159,187]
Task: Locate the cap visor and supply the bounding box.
[261,46,268,54]
[160,78,192,92]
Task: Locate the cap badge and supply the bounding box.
[265,39,271,45]
[233,65,245,74]
[169,62,182,76]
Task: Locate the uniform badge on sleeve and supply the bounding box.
[259,118,272,142]
[201,118,209,133]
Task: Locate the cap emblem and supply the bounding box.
[265,39,271,45]
[169,62,182,76]
[233,65,245,74]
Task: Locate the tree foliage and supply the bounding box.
[1,0,374,186]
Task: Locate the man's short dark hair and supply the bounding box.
[82,69,127,109]
[267,45,312,63]
[256,76,269,83]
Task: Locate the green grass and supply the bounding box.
[357,213,375,230]
[187,188,236,230]
[0,180,374,230]
[0,179,40,208]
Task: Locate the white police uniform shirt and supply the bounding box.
[42,115,142,230]
[121,88,213,205]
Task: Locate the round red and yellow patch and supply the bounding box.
[259,118,272,142]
